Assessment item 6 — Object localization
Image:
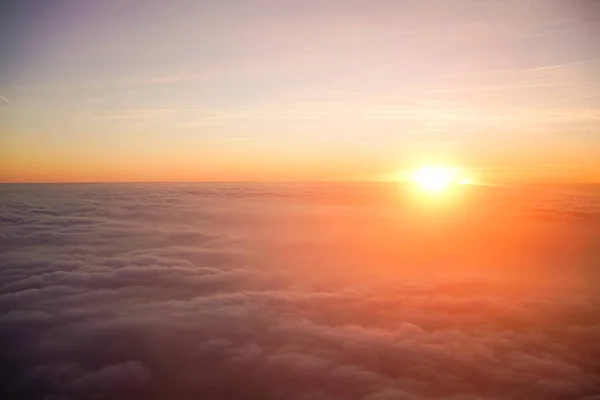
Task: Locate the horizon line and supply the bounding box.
[1,180,598,186]
[0,180,390,185]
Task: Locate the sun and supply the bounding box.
[409,166,462,193]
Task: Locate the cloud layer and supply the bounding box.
[1,183,599,399]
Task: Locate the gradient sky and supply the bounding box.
[1,0,599,182]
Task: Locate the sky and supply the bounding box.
[1,0,599,183]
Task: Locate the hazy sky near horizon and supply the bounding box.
[1,0,599,182]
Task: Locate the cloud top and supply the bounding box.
[1,183,599,399]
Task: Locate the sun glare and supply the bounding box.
[408,166,470,193]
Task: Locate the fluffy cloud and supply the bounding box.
[0,183,599,399]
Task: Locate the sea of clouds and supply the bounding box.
[1,183,599,400]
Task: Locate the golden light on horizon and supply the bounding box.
[407,166,472,194]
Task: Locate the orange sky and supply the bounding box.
[1,0,599,183]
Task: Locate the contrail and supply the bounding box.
[528,58,600,72]
[0,93,11,104]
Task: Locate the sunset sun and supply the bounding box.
[409,166,467,193]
